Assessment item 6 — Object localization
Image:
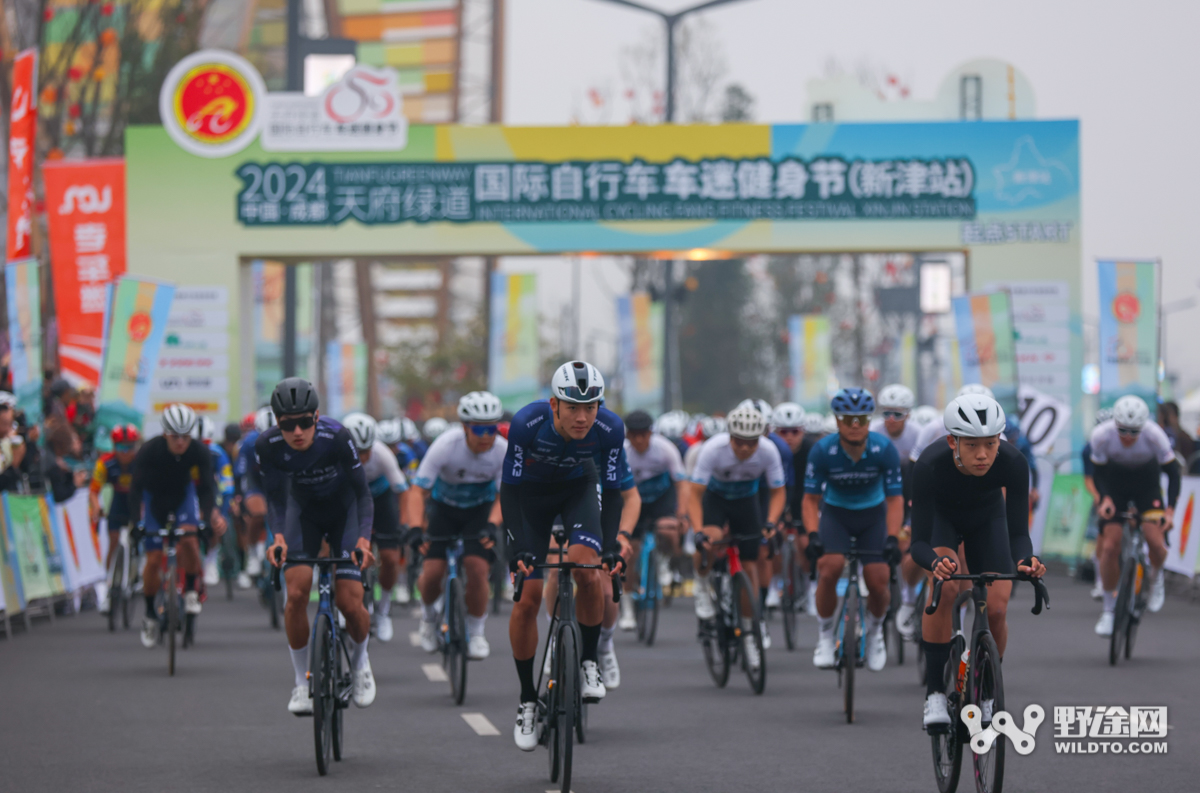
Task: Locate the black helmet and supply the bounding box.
[270,377,319,417]
[624,410,654,432]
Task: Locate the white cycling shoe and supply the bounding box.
[236,571,253,590]
[764,584,782,610]
[1090,580,1104,600]
[98,593,111,615]
[203,559,220,586]
[514,702,539,751]
[374,615,394,643]
[658,557,674,589]
[694,579,715,620]
[598,647,620,688]
[419,619,439,653]
[743,632,762,671]
[353,663,376,708]
[867,627,887,672]
[813,636,836,668]
[897,604,917,641]
[618,598,637,631]
[1095,611,1114,636]
[140,616,159,649]
[1148,569,1166,613]
[468,635,491,660]
[760,620,771,650]
[245,553,262,577]
[288,684,313,715]
[581,660,606,701]
[184,591,202,616]
[395,584,411,605]
[924,693,951,727]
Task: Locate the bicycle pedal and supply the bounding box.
[583,696,601,704]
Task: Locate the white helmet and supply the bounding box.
[957,383,995,399]
[803,412,827,434]
[423,417,449,439]
[697,415,721,439]
[551,360,605,404]
[376,418,403,446]
[771,402,806,428]
[655,411,688,439]
[342,412,377,451]
[1093,407,1113,427]
[726,404,766,440]
[0,391,16,408]
[877,384,915,411]
[161,403,198,436]
[944,394,1006,438]
[910,405,940,427]
[191,415,216,443]
[1112,395,1150,430]
[821,414,839,434]
[458,391,503,423]
[400,417,420,443]
[254,406,276,433]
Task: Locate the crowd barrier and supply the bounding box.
[0,490,105,637]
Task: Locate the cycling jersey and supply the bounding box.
[624,434,685,503]
[804,432,903,510]
[234,430,261,493]
[91,453,134,526]
[787,434,818,521]
[361,440,408,498]
[766,433,795,487]
[690,432,785,500]
[392,441,419,475]
[206,443,234,506]
[1089,420,1174,467]
[130,436,216,528]
[1089,419,1180,509]
[502,401,627,491]
[412,425,506,508]
[869,418,921,463]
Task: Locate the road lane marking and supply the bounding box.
[461,713,500,736]
[422,663,448,682]
[409,631,421,647]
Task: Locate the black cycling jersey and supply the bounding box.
[129,436,216,526]
[787,434,817,521]
[254,417,373,544]
[909,440,1032,571]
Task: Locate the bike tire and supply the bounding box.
[645,549,660,646]
[732,571,766,695]
[166,566,178,676]
[970,632,1005,793]
[556,625,578,793]
[780,542,797,651]
[108,551,124,633]
[915,581,927,685]
[448,577,468,705]
[932,632,966,793]
[183,613,195,649]
[311,614,334,776]
[123,560,138,630]
[701,575,731,688]
[1110,560,1135,666]
[1126,559,1146,660]
[332,635,347,762]
[841,575,858,723]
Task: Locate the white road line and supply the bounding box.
[422,663,448,682]
[408,631,421,647]
[461,713,500,736]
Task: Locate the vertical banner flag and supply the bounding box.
[43,159,127,387]
[97,277,176,413]
[788,314,832,411]
[952,291,1018,412]
[1037,474,1092,559]
[1097,259,1160,405]
[5,260,42,420]
[6,49,38,263]
[1163,478,1200,578]
[488,272,540,410]
[2,493,61,601]
[324,341,367,417]
[616,292,663,412]
[148,286,232,433]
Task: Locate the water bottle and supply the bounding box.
[956,649,970,693]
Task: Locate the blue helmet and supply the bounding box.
[830,388,875,416]
[1005,415,1021,439]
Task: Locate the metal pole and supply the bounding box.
[661,261,674,412]
[490,0,506,123]
[665,17,676,122]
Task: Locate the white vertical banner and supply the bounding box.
[1164,477,1200,578]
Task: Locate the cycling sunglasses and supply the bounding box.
[837,415,871,427]
[1116,426,1141,437]
[278,415,316,432]
[777,427,803,436]
[558,386,603,402]
[881,410,908,420]
[469,423,498,437]
[114,442,136,452]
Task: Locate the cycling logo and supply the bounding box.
[160,50,265,158]
[963,704,1044,756]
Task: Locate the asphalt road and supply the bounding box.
[1,571,1196,792]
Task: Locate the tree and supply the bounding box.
[387,316,488,419]
[719,83,754,122]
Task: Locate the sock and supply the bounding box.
[422,602,439,622]
[1102,589,1116,612]
[598,624,615,653]
[378,589,392,618]
[515,657,537,703]
[289,646,308,687]
[466,613,487,639]
[579,622,601,664]
[818,616,835,640]
[184,574,197,592]
[865,610,884,636]
[741,617,754,632]
[760,587,769,609]
[145,594,156,619]
[901,582,916,606]
[923,640,952,696]
[349,635,370,671]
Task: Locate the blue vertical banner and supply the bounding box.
[616,292,663,413]
[788,314,832,412]
[1097,259,1160,405]
[488,272,540,411]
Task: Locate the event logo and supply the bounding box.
[128,311,152,342]
[324,68,396,123]
[1112,292,1141,323]
[159,50,266,158]
[963,704,1044,756]
[57,184,112,214]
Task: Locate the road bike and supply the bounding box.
[257,527,284,629]
[105,522,142,632]
[695,533,766,695]
[633,529,664,645]
[1109,505,1154,666]
[925,571,1049,793]
[217,515,239,600]
[774,525,804,651]
[827,535,869,723]
[151,516,201,676]
[271,550,362,776]
[513,525,622,793]
[427,527,493,705]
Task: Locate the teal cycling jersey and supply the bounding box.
[804,431,903,510]
[412,426,507,509]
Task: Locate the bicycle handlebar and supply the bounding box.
[270,548,365,592]
[924,572,1049,616]
[512,560,622,604]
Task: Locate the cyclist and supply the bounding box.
[909,394,1045,727]
[193,416,235,586]
[770,402,819,614]
[910,405,940,428]
[683,414,725,474]
[909,383,997,461]
[1090,395,1179,635]
[401,417,428,463]
[259,378,376,715]
[423,417,450,443]
[504,362,629,751]
[233,406,275,589]
[91,424,139,614]
[342,413,409,643]
[376,417,417,604]
[687,403,786,673]
[129,405,225,648]
[804,388,903,672]
[655,410,691,458]
[407,392,506,661]
[620,409,688,631]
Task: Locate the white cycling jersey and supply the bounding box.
[362,440,408,497]
[624,434,685,502]
[869,417,921,463]
[1089,420,1174,467]
[412,425,507,508]
[690,432,785,500]
[684,442,703,475]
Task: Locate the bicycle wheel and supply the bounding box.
[700,577,731,687]
[332,635,348,761]
[269,577,282,630]
[915,581,927,685]
[970,632,1005,793]
[108,551,124,633]
[931,633,966,793]
[645,549,660,646]
[311,614,334,776]
[1126,558,1147,660]
[166,565,178,676]
[780,542,797,651]
[732,571,766,695]
[841,576,858,723]
[448,577,468,705]
[1110,559,1135,666]
[555,625,578,793]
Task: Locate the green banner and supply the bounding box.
[1038,474,1092,560]
[3,494,62,601]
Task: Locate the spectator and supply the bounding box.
[1157,401,1195,462]
[43,424,87,502]
[69,385,97,454]
[0,394,26,492]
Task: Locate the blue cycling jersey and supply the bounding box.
[767,432,795,488]
[502,401,627,490]
[804,431,903,510]
[234,430,259,479]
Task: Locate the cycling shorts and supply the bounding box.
[107,495,132,533]
[1100,459,1164,526]
[279,495,363,582]
[701,489,764,563]
[425,500,494,562]
[818,502,887,565]
[633,488,678,540]
[371,490,405,549]
[240,475,265,501]
[501,466,603,581]
[924,497,1014,575]
[141,484,200,552]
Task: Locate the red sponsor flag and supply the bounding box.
[6,48,38,262]
[43,159,127,387]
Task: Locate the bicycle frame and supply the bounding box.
[636,531,658,601]
[835,546,868,670]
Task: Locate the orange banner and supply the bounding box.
[43,159,127,386]
[6,49,37,262]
